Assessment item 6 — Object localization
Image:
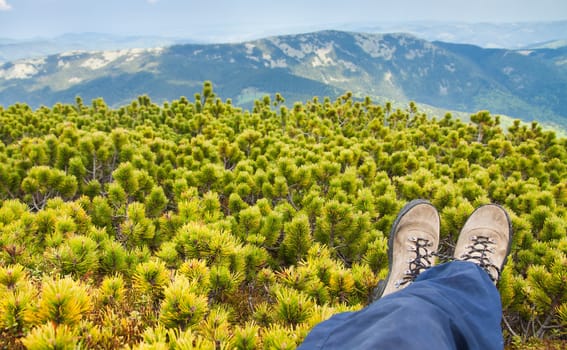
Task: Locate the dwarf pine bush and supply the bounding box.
[209,264,243,302]
[328,268,356,303]
[0,263,27,291]
[197,306,232,346]
[280,213,312,264]
[132,259,169,309]
[0,279,36,342]
[0,86,565,348]
[274,286,315,326]
[21,324,78,350]
[99,239,129,274]
[46,234,99,277]
[262,324,299,350]
[230,322,260,350]
[98,275,126,307]
[159,275,208,329]
[35,277,92,326]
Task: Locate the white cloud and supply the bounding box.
[147,0,159,4]
[0,0,12,11]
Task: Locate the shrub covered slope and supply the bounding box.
[0,84,565,349]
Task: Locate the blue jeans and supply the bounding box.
[297,261,503,350]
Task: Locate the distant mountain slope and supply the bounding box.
[1,30,566,130]
[0,33,193,64]
[350,20,567,49]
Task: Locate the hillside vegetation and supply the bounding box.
[2,31,567,131]
[0,84,565,349]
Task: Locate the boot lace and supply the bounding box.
[460,235,500,282]
[395,237,435,288]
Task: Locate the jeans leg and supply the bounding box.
[297,261,503,350]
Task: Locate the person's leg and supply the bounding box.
[299,199,443,349]
[298,261,503,350]
[298,203,512,350]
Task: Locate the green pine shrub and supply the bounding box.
[121,202,157,248]
[159,274,208,330]
[21,324,78,350]
[0,266,36,344]
[197,305,233,346]
[252,301,274,327]
[34,276,92,326]
[0,87,565,348]
[209,265,243,303]
[0,263,27,291]
[280,213,312,264]
[261,324,301,350]
[45,234,99,277]
[231,322,260,350]
[273,285,315,326]
[21,166,78,211]
[132,259,169,309]
[98,275,126,307]
[99,239,129,274]
[178,258,211,293]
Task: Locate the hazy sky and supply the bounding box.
[1,0,566,40]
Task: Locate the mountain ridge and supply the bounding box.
[346,20,567,49]
[1,30,566,131]
[0,32,196,64]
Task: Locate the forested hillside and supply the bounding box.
[0,84,565,349]
[2,30,567,131]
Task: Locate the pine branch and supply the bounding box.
[286,193,299,211]
[536,296,561,338]
[503,315,519,339]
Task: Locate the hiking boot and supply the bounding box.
[454,204,513,284]
[374,199,440,299]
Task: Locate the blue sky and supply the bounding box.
[1,0,566,40]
